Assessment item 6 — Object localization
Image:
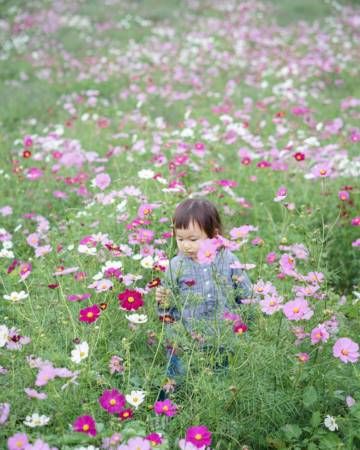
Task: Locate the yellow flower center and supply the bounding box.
[236,231,244,237]
[83,424,90,431]
[128,296,135,303]
[110,399,116,405]
[133,397,139,403]
[205,251,211,257]
[288,257,293,264]
[257,287,263,292]
[17,442,23,448]
[315,333,321,339]
[341,349,349,356]
[269,300,275,306]
[87,312,94,318]
[163,405,169,411]
[319,169,327,175]
[195,434,202,440]
[123,412,129,417]
[293,307,299,313]
[80,351,85,357]
[101,283,107,289]
[143,209,150,215]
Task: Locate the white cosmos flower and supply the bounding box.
[78,245,97,255]
[125,390,145,409]
[324,415,338,431]
[125,314,148,324]
[24,413,50,427]
[0,325,9,347]
[71,341,89,364]
[138,169,155,179]
[3,291,28,303]
[0,249,15,258]
[140,255,154,269]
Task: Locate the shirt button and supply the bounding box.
[207,294,211,297]
[204,268,208,272]
[206,281,210,284]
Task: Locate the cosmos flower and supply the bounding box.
[118,290,144,311]
[79,304,101,323]
[283,298,314,321]
[125,390,145,409]
[99,389,126,414]
[185,425,212,448]
[154,399,178,417]
[71,341,89,364]
[333,338,359,363]
[73,415,97,437]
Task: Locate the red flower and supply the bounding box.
[118,289,144,311]
[233,322,248,335]
[79,304,101,323]
[159,315,175,324]
[23,150,32,158]
[241,157,251,165]
[73,415,96,436]
[48,284,59,289]
[119,408,133,421]
[293,152,305,161]
[148,278,161,289]
[184,279,196,287]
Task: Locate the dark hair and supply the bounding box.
[172,198,223,238]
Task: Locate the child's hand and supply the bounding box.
[156,286,171,308]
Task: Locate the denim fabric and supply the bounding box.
[158,248,254,335]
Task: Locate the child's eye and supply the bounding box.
[190,239,197,241]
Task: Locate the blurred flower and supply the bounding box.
[0,402,10,424]
[346,396,355,408]
[7,433,29,450]
[324,415,338,431]
[92,173,111,190]
[118,437,151,450]
[125,313,148,324]
[296,352,309,362]
[145,433,163,446]
[119,408,133,421]
[138,169,155,179]
[0,325,9,347]
[25,438,58,450]
[233,322,248,335]
[3,290,28,303]
[24,413,50,427]
[24,388,47,400]
[338,190,350,201]
[311,325,330,345]
[109,355,125,375]
[197,240,217,264]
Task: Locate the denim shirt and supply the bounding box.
[158,248,254,335]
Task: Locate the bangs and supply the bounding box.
[172,198,222,238]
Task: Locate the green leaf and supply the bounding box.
[281,424,302,441]
[318,433,342,449]
[311,411,322,428]
[303,385,318,408]
[307,443,318,450]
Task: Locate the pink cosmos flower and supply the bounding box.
[154,399,177,417]
[138,203,156,218]
[27,233,40,248]
[351,216,360,226]
[73,415,97,436]
[93,173,111,190]
[338,191,350,201]
[0,402,10,424]
[145,433,163,445]
[293,284,320,297]
[233,322,248,335]
[229,225,258,240]
[53,190,68,199]
[283,298,314,321]
[67,293,91,302]
[223,312,241,322]
[346,396,356,408]
[279,254,297,277]
[24,439,58,450]
[333,338,359,363]
[7,433,29,450]
[20,262,32,280]
[79,304,101,323]
[26,167,43,181]
[274,186,287,202]
[6,328,31,350]
[35,245,52,257]
[296,353,309,362]
[311,164,332,179]
[197,240,217,264]
[352,239,360,247]
[35,365,58,386]
[52,266,79,276]
[88,279,113,293]
[260,295,283,315]
[24,388,47,399]
[291,327,310,346]
[0,205,13,216]
[266,252,277,264]
[186,425,212,448]
[109,355,125,374]
[302,271,324,284]
[118,437,151,450]
[253,280,276,296]
[24,136,33,147]
[310,325,330,345]
[99,388,126,414]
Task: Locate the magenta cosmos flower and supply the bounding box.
[145,433,163,445]
[8,433,29,450]
[233,322,248,335]
[154,399,177,417]
[283,298,314,321]
[73,415,97,436]
[333,338,359,363]
[186,425,212,448]
[79,304,101,323]
[118,289,144,311]
[99,388,126,414]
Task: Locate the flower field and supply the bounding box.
[0,0,360,449]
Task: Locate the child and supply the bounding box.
[156,198,254,389]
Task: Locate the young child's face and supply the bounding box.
[175,221,209,260]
